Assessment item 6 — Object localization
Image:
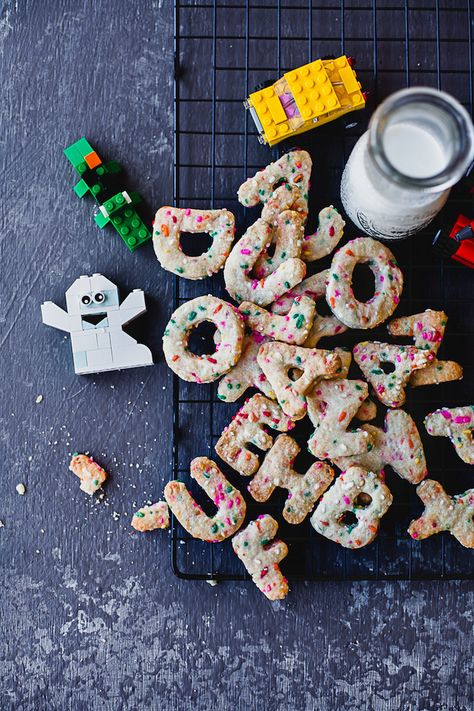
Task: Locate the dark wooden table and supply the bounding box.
[1,2,473,709]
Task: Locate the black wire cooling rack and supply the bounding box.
[171,0,474,581]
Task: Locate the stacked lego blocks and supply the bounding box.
[156,150,471,599]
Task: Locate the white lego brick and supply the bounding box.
[96,332,111,349]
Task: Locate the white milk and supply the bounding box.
[382,122,449,179]
[340,88,474,240]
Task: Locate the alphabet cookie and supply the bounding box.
[164,458,246,542]
[353,342,429,408]
[424,406,474,464]
[252,210,305,279]
[333,409,427,485]
[238,149,312,211]
[302,206,345,262]
[215,394,295,476]
[249,435,334,524]
[271,270,347,347]
[131,502,170,531]
[163,295,244,383]
[232,515,289,600]
[326,238,403,329]
[257,342,341,419]
[217,332,274,402]
[224,218,306,306]
[307,379,373,459]
[408,480,474,548]
[238,296,316,345]
[153,206,235,279]
[69,454,107,495]
[311,466,393,549]
[388,310,462,387]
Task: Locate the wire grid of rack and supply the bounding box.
[171,0,474,581]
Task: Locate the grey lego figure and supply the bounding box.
[41,274,153,374]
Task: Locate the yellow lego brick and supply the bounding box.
[284,60,340,121]
[323,55,365,110]
[249,87,292,145]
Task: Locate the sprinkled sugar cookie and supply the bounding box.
[311,466,393,549]
[424,406,474,464]
[302,206,345,262]
[215,393,295,476]
[153,206,235,279]
[217,332,274,402]
[271,270,347,347]
[232,514,289,600]
[163,295,244,383]
[408,480,474,548]
[388,309,462,388]
[307,378,373,459]
[353,341,429,408]
[333,409,427,485]
[69,454,107,495]
[260,186,308,226]
[253,210,304,279]
[326,237,403,329]
[224,218,306,307]
[237,149,312,212]
[131,502,170,531]
[164,457,246,542]
[239,296,316,345]
[249,435,334,524]
[257,342,341,419]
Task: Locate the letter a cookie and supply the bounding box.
[164,458,246,542]
[408,480,474,548]
[249,434,334,524]
[232,515,289,600]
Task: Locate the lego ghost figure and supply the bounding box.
[41,274,153,374]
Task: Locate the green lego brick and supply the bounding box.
[104,160,123,174]
[109,205,151,252]
[94,211,110,229]
[73,179,89,198]
[64,137,94,173]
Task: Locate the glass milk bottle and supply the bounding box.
[341,87,474,240]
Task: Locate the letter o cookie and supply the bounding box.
[163,295,244,382]
[326,237,403,329]
[153,206,235,279]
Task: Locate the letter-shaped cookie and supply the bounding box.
[271,270,347,347]
[69,454,107,495]
[217,332,274,402]
[163,295,244,383]
[232,515,289,600]
[153,206,235,279]
[302,206,345,262]
[239,296,316,345]
[131,502,170,531]
[424,406,474,464]
[253,209,304,279]
[311,466,393,549]
[353,341,429,408]
[326,237,403,329]
[257,342,341,419]
[307,379,373,459]
[164,458,246,542]
[215,394,295,476]
[249,435,334,524]
[224,219,306,306]
[408,480,474,548]
[333,409,427,484]
[237,149,312,210]
[388,309,462,388]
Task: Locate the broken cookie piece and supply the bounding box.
[131,502,170,531]
[69,453,107,495]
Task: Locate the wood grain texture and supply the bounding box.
[0,1,473,710]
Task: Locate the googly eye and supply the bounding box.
[81,294,91,305]
[93,292,105,304]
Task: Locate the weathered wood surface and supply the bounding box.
[1,1,473,710]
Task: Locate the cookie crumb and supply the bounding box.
[206,579,218,587]
[35,395,43,404]
[0,520,4,528]
[16,483,26,496]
